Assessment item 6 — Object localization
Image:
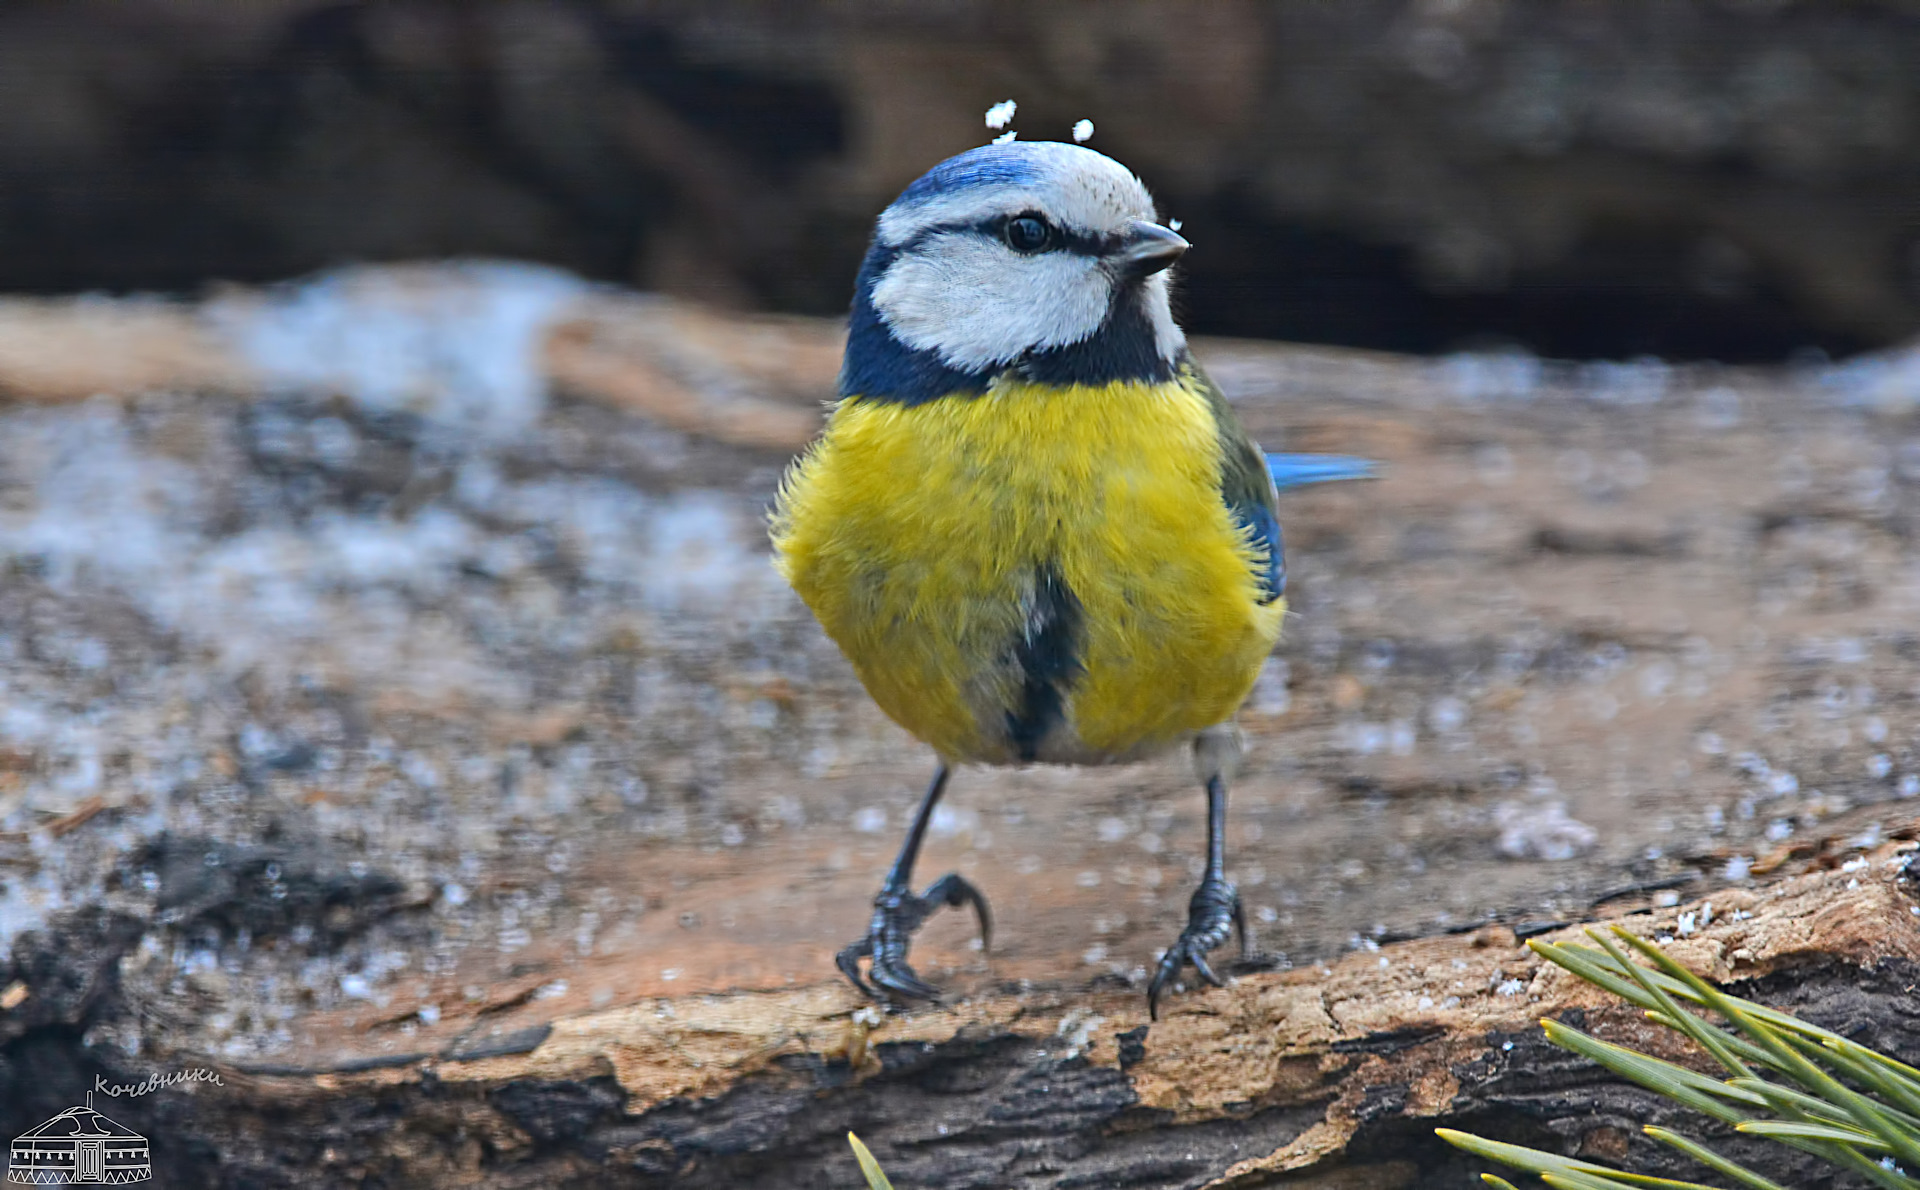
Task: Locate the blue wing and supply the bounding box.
[1232,453,1375,604]
[1267,453,1376,493]
[1233,500,1288,605]
[1178,345,1376,606]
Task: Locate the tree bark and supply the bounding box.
[2,277,1919,1187]
[5,835,1915,1188]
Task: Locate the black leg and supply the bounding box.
[836,763,992,1004]
[1147,771,1251,1019]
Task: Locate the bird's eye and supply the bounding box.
[1005,215,1053,253]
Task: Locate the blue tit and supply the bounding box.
[771,140,1371,1017]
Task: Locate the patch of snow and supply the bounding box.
[1494,801,1598,861]
[214,262,585,441]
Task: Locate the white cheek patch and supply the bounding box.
[870,234,1114,372]
[1140,271,1187,362]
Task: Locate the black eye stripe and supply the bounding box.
[891,218,1116,257]
[991,213,1111,256]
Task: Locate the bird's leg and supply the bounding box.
[1148,731,1253,1019]
[836,762,992,1004]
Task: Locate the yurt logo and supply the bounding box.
[7,1094,152,1184]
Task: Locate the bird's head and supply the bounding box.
[842,141,1190,402]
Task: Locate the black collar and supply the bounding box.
[840,243,1177,405]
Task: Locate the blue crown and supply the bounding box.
[893,143,1045,206]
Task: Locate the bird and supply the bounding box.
[770,140,1371,1018]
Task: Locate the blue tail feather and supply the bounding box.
[1266,453,1376,493]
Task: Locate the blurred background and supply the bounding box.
[4,3,1920,1184]
[5,0,1920,358]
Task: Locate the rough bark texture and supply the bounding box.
[5,834,1916,1188]
[5,278,1920,1185]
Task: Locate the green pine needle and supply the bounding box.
[842,922,1920,1190]
[1542,1019,1759,1124]
[1434,1130,1700,1187]
[1439,926,1920,1190]
[1738,1120,1889,1148]
[1592,930,1749,1079]
[1642,1126,1791,1190]
[1538,1171,1651,1190]
[848,1132,894,1190]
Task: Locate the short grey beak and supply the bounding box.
[1114,219,1189,277]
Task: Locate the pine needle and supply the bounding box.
[848,1133,894,1190]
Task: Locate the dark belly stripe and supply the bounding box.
[1006,564,1084,761]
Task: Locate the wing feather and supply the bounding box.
[1181,359,1377,604]
[1182,358,1287,604]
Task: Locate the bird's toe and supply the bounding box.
[867,956,943,1002]
[1145,877,1242,1018]
[837,871,988,1006]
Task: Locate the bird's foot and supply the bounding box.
[1147,874,1249,1019]
[837,873,992,1004]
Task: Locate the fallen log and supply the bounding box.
[0,265,836,450]
[3,266,1920,1188]
[22,828,1906,1188]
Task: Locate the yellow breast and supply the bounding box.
[771,374,1284,764]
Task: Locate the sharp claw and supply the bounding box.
[837,943,875,996]
[924,874,994,953]
[839,871,986,1006]
[869,960,942,1001]
[1147,942,1184,1018]
[1145,877,1242,1018]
